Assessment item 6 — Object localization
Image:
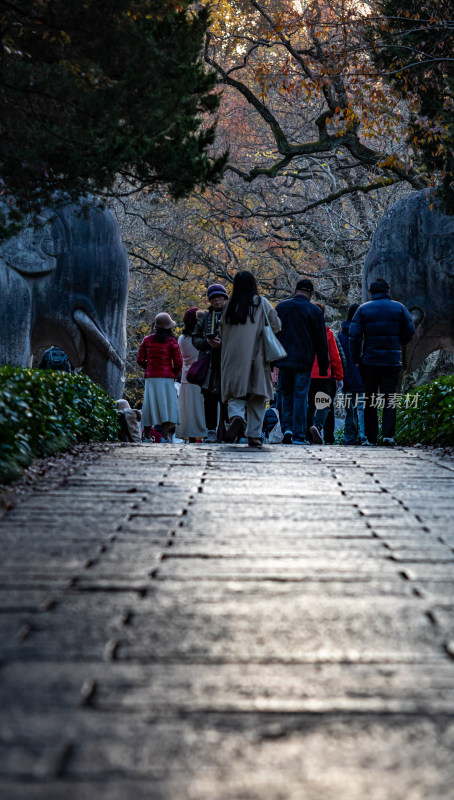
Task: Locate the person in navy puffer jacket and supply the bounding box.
[338,303,365,445]
[349,278,415,446]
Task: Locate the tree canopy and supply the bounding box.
[114,0,454,396]
[0,0,227,236]
[115,0,426,322]
[368,0,454,212]
[205,0,421,190]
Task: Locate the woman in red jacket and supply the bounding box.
[137,312,183,442]
[308,303,343,445]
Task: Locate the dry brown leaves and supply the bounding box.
[0,442,114,519]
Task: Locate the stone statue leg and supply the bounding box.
[0,267,32,367]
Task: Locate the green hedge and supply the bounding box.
[0,366,119,483]
[395,376,454,446]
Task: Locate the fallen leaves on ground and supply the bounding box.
[0,442,114,518]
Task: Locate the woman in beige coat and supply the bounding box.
[219,271,281,447]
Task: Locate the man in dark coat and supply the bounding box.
[275,279,329,445]
[349,278,415,446]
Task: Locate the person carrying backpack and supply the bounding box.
[40,346,72,372]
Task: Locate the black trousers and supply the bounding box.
[360,364,401,443]
[202,389,220,430]
[307,377,336,441]
[324,378,336,443]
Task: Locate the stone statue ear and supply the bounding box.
[0,213,64,276]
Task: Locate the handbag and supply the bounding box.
[267,408,284,444]
[186,353,211,386]
[262,301,287,362]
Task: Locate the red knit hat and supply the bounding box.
[183,307,200,330]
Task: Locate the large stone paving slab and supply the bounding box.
[115,595,443,664]
[0,442,453,799]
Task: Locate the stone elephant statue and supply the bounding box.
[0,201,129,398]
[363,190,454,372]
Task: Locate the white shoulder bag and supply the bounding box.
[262,300,287,363]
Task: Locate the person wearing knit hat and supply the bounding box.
[182,307,199,331]
[137,312,183,442]
[176,307,207,442]
[192,284,230,442]
[206,283,228,301]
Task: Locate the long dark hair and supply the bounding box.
[153,327,176,343]
[225,271,260,325]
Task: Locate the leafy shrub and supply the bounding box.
[0,367,119,483]
[395,376,454,446]
[334,425,344,444]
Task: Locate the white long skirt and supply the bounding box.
[142,378,180,427]
[176,382,207,439]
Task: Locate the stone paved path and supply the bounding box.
[1,443,454,799]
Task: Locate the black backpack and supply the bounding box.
[41,347,72,372]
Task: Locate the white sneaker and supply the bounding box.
[383,437,396,447]
[204,430,217,443]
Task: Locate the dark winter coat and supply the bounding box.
[192,308,223,393]
[349,293,415,367]
[335,333,348,377]
[275,295,329,374]
[338,320,364,392]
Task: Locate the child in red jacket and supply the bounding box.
[308,302,343,444]
[137,312,183,442]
